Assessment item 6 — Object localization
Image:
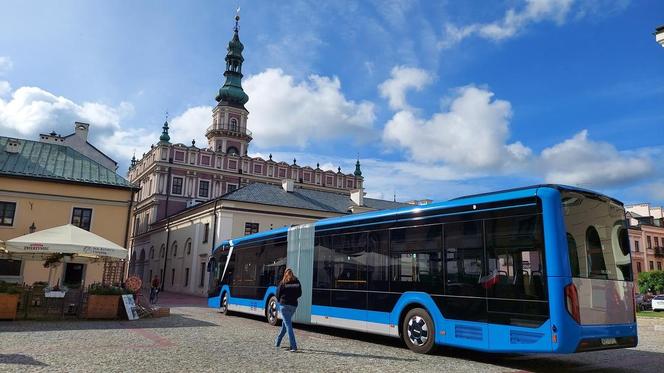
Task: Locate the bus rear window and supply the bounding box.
[561,191,632,281]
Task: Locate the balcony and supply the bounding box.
[205,123,252,139]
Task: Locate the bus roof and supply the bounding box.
[212,184,621,253]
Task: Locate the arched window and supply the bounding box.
[172,241,178,257]
[227,146,239,156]
[186,239,192,256]
[149,246,155,259]
[139,249,146,263]
[230,118,238,132]
[160,244,165,258]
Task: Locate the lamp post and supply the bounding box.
[656,25,664,48]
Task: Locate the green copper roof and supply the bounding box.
[216,16,249,106]
[159,120,171,143]
[0,136,133,189]
[354,159,362,177]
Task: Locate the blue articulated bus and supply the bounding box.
[207,185,637,354]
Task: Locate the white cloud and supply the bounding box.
[440,0,574,48]
[0,83,139,171]
[540,130,652,187]
[0,57,12,75]
[168,106,212,147]
[244,68,376,148]
[0,81,10,97]
[379,66,432,111]
[0,86,133,137]
[383,85,530,170]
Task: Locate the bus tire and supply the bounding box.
[220,292,229,315]
[402,308,436,354]
[266,296,279,326]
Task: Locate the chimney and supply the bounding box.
[5,138,22,154]
[74,122,90,141]
[350,188,364,206]
[282,179,294,193]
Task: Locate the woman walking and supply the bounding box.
[275,268,302,352]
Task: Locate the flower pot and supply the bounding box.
[86,294,120,319]
[0,293,20,320]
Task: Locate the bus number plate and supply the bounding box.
[601,338,617,345]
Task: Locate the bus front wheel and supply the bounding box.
[266,296,279,326]
[402,308,436,354]
[220,293,229,315]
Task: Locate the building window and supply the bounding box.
[172,177,184,195]
[227,146,239,156]
[174,151,185,162]
[172,242,178,257]
[244,222,259,236]
[647,236,652,249]
[171,268,176,286]
[186,240,192,256]
[184,268,190,287]
[658,262,662,271]
[649,261,654,271]
[634,240,640,252]
[71,208,92,231]
[203,223,210,243]
[160,244,165,258]
[227,184,237,193]
[656,237,660,248]
[199,262,205,287]
[149,247,154,259]
[134,217,140,236]
[199,180,210,198]
[253,164,263,174]
[0,259,21,280]
[637,262,642,273]
[230,118,238,132]
[0,201,17,226]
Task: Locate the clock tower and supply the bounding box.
[206,12,252,156]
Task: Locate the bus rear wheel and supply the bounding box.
[402,308,436,354]
[219,293,229,315]
[266,296,279,326]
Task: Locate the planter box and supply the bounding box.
[86,295,120,319]
[0,293,20,320]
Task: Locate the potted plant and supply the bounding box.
[0,281,21,320]
[85,283,127,319]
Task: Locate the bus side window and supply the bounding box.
[485,215,545,300]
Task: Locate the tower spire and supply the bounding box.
[215,10,249,106]
[159,112,171,143]
[354,157,362,177]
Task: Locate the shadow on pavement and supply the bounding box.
[0,314,217,333]
[0,354,48,367]
[296,348,417,362]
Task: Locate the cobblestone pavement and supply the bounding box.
[1,298,663,372]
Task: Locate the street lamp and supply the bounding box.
[656,25,664,48]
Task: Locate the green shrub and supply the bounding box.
[87,282,127,296]
[0,281,21,294]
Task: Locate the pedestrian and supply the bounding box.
[274,268,302,352]
[150,275,160,304]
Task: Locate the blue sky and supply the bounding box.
[1,0,663,204]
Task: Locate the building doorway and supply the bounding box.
[63,263,85,288]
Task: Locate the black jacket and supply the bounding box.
[277,279,302,307]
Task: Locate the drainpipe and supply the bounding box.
[122,188,136,277]
[160,157,173,292]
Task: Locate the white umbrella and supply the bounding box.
[1,224,127,259]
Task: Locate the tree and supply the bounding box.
[637,271,664,294]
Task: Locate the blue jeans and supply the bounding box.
[275,304,297,350]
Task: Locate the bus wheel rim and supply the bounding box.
[407,316,428,346]
[221,295,228,311]
[268,299,277,322]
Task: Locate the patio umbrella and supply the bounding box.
[0,224,127,259]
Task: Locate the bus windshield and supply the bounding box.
[561,191,632,281]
